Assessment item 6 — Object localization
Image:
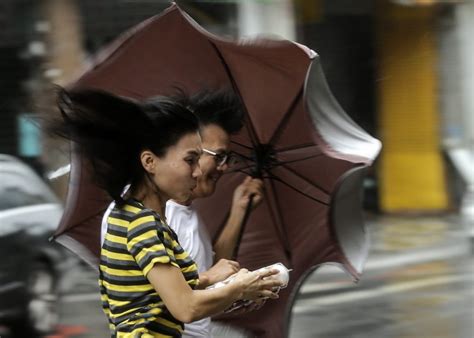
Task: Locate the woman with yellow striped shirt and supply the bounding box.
[51,89,282,337]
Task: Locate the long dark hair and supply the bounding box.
[49,88,199,204]
[175,89,244,134]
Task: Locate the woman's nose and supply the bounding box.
[193,164,202,178]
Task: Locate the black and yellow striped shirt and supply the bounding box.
[99,198,199,337]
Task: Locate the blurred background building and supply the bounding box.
[0,0,472,217]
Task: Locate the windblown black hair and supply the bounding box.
[48,88,199,204]
[183,89,245,135]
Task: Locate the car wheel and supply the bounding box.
[10,262,59,337]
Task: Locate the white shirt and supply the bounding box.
[101,199,214,337]
[165,200,214,338]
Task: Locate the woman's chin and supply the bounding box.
[175,193,191,204]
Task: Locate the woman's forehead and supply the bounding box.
[173,132,202,155]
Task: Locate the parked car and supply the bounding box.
[0,154,72,337]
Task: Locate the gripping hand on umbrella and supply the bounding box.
[213,176,264,262]
[231,176,264,213]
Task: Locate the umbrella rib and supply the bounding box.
[264,179,292,260]
[268,87,303,146]
[273,154,325,167]
[231,140,253,150]
[267,172,330,205]
[209,42,261,147]
[226,168,254,176]
[225,154,328,193]
[230,151,253,161]
[279,163,331,195]
[55,206,109,236]
[275,143,317,153]
[224,165,254,175]
[222,152,255,174]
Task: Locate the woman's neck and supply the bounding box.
[130,183,168,217]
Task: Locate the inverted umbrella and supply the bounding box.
[53,3,381,337]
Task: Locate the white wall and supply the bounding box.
[456,0,474,144]
[237,0,296,40]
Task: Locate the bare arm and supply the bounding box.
[147,264,280,323]
[213,177,263,261]
[197,259,240,289]
[124,212,279,323]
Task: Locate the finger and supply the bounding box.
[253,178,264,185]
[248,302,262,312]
[257,268,280,278]
[228,260,240,269]
[249,179,264,191]
[232,306,249,315]
[242,176,252,185]
[247,178,263,189]
[216,258,229,266]
[260,279,283,289]
[246,187,263,203]
[246,304,257,312]
[254,299,266,310]
[238,268,249,274]
[259,290,279,299]
[246,186,263,198]
[251,178,264,187]
[226,259,240,266]
[252,193,263,205]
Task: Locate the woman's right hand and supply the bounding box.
[232,268,282,301]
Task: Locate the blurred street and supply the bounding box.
[1,1,473,338]
[2,214,471,338]
[289,215,474,338]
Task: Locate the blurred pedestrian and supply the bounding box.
[49,88,282,338]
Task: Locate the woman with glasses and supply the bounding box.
[50,89,281,337]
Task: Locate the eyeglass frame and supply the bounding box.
[202,148,230,167]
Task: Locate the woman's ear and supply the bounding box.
[140,150,157,174]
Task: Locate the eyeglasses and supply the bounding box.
[202,148,230,167]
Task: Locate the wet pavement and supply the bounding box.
[289,215,474,338]
[1,214,471,338]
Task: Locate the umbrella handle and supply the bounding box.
[231,193,255,260]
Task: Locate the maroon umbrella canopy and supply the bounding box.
[54,4,381,337]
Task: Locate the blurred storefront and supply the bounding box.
[0,0,471,214]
